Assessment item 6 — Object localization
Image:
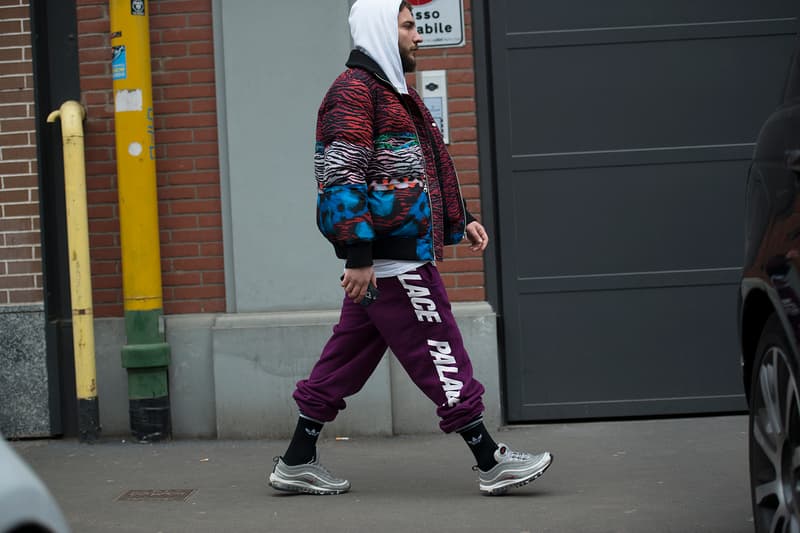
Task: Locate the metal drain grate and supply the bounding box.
[117,489,195,502]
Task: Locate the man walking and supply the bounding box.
[269,0,553,496]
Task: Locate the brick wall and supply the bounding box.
[77,0,224,316]
[412,0,485,301]
[0,0,42,306]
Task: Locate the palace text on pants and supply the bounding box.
[293,263,485,433]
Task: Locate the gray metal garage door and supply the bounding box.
[480,1,799,421]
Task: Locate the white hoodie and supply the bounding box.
[349,0,408,95]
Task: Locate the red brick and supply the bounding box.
[0,34,28,48]
[0,218,30,232]
[162,113,216,128]
[191,99,216,113]
[0,106,28,123]
[162,84,214,99]
[189,70,214,84]
[167,172,218,185]
[88,219,119,233]
[161,243,200,258]
[168,199,218,215]
[90,261,119,275]
[156,158,193,173]
[154,99,191,115]
[196,185,219,199]
[0,19,22,34]
[86,190,117,204]
[172,257,222,271]
[0,131,28,146]
[80,77,112,91]
[187,14,212,27]
[79,62,107,77]
[449,127,476,142]
[172,284,224,300]
[151,43,188,57]
[437,258,484,274]
[158,187,197,202]
[152,70,191,86]
[165,300,224,314]
[202,271,224,284]
[169,228,222,243]
[88,234,115,247]
[163,271,202,286]
[167,142,217,158]
[91,275,121,290]
[0,160,28,174]
[192,128,216,142]
[0,246,32,260]
[199,243,222,256]
[150,14,187,30]
[465,198,482,214]
[9,288,43,303]
[155,129,193,143]
[450,113,478,128]
[75,5,105,20]
[0,89,32,104]
[446,287,485,302]
[0,190,28,203]
[0,76,26,91]
[4,232,39,246]
[194,157,218,170]
[3,203,37,217]
[78,18,109,34]
[161,215,198,229]
[456,273,485,287]
[160,28,212,43]
[90,247,120,260]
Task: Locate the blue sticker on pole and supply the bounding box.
[112,45,126,81]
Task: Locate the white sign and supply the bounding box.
[410,0,465,48]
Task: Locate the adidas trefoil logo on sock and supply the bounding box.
[468,435,482,446]
[305,428,320,437]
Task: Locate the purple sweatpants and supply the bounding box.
[293,263,486,433]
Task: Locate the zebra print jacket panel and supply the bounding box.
[315,49,472,268]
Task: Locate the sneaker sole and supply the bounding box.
[481,453,554,496]
[268,474,350,495]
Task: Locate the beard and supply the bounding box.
[401,49,417,73]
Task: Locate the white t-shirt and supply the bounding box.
[372,259,427,278]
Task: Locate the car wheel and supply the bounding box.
[750,314,800,532]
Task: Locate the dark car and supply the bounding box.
[740,47,800,533]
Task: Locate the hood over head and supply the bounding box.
[349,0,408,94]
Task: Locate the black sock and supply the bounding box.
[459,420,498,471]
[282,416,323,466]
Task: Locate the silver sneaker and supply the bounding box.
[476,443,553,495]
[268,456,350,495]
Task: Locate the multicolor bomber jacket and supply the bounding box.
[315,49,474,268]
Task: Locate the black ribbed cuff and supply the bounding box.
[345,242,373,268]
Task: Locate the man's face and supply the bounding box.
[398,7,423,73]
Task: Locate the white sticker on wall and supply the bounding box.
[115,89,143,113]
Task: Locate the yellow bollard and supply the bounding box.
[47,101,100,442]
[110,0,172,442]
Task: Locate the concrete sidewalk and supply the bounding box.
[14,415,753,533]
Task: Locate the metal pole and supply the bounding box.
[110,0,171,442]
[46,101,100,443]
